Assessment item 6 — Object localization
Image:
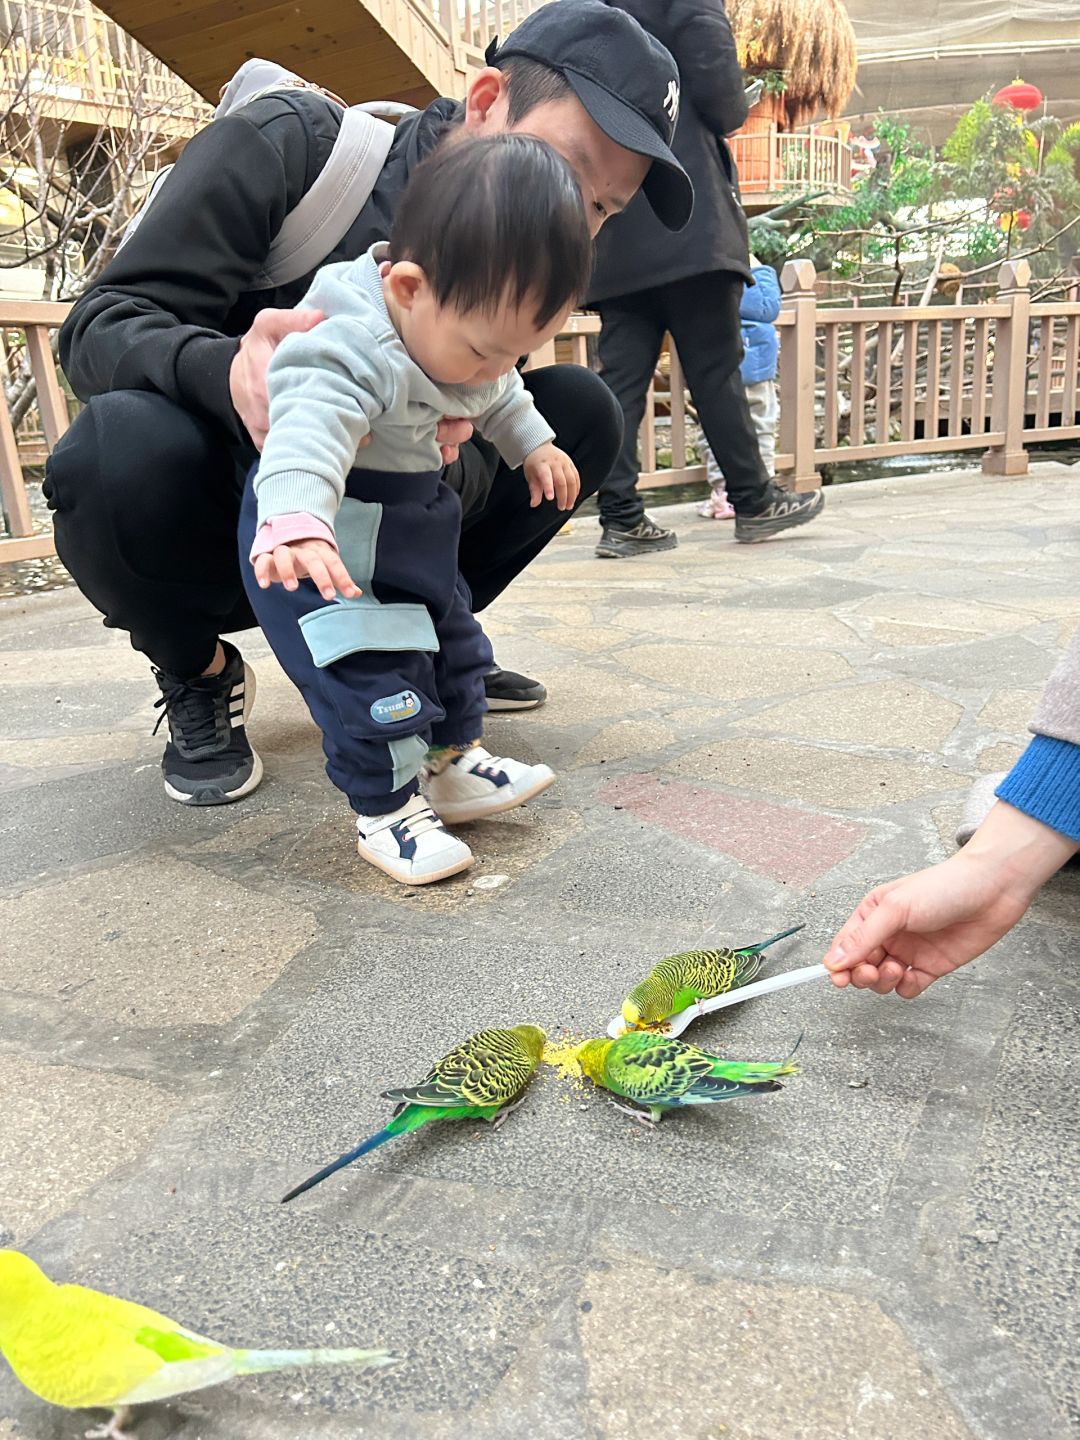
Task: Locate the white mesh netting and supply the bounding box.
[845,0,1077,52]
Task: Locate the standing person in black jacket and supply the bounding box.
[47,1,693,807]
[587,0,824,558]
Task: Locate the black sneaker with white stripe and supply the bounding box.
[152,641,263,805]
[484,665,547,711]
[595,514,678,558]
[734,483,824,543]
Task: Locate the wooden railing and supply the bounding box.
[526,316,706,490]
[534,258,1079,493]
[776,258,1080,488]
[3,260,1079,564]
[729,125,853,200]
[425,0,551,75]
[0,0,208,126]
[0,301,70,563]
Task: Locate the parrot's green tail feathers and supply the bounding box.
[235,1346,397,1376]
[710,1035,803,1086]
[735,923,805,956]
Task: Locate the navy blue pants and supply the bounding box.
[239,466,492,815]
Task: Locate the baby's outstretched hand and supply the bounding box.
[524,443,580,511]
[253,539,361,602]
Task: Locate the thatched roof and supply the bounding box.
[730,0,858,127]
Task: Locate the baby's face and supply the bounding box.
[393,270,572,387]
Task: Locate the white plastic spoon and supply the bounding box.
[605,962,830,1040]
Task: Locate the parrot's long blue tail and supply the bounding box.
[280,1128,398,1204]
[736,923,805,956]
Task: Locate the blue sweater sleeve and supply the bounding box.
[995,734,1080,842]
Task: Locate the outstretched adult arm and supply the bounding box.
[826,628,1080,996]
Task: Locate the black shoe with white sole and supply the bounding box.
[152,640,263,805]
[484,665,547,712]
[595,514,678,558]
[734,484,824,543]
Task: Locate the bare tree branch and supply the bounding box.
[956,214,1080,280]
[0,9,207,428]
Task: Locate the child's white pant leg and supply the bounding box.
[747,379,779,477]
[705,444,724,489]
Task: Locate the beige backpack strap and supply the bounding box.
[254,105,396,288]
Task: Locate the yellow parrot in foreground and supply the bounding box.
[0,1249,395,1438]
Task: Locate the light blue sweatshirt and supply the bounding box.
[255,243,555,529]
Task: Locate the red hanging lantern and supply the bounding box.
[993,80,1043,112]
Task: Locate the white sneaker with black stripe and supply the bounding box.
[356,792,474,885]
[424,745,556,824]
[152,640,263,805]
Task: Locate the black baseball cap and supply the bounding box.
[485,0,693,231]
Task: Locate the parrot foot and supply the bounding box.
[85,1408,135,1440]
[609,1100,658,1129]
[491,1096,526,1131]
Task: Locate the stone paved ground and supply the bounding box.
[1,463,1078,1440]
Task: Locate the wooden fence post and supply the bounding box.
[778,258,820,491]
[983,258,1031,476]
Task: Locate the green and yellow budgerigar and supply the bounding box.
[282,1024,546,1203]
[0,1249,394,1439]
[621,924,805,1029]
[577,1031,799,1127]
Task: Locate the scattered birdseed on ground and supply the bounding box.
[542,1033,594,1097]
[542,1033,586,1077]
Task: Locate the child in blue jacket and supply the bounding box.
[699,255,781,519]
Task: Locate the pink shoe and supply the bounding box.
[697,488,736,520]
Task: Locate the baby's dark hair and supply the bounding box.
[390,133,592,329]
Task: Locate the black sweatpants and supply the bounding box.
[239,465,490,815]
[44,364,621,678]
[595,270,771,531]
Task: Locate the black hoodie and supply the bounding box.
[587,0,752,305]
[59,92,459,443]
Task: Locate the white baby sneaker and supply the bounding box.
[356,791,473,885]
[424,745,555,824]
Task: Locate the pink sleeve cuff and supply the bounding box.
[249,513,338,563]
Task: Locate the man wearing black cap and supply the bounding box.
[49,1,692,809]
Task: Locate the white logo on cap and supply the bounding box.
[663,79,680,126]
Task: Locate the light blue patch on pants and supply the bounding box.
[298,598,439,668]
[336,496,382,586]
[297,496,440,668]
[387,733,430,791]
